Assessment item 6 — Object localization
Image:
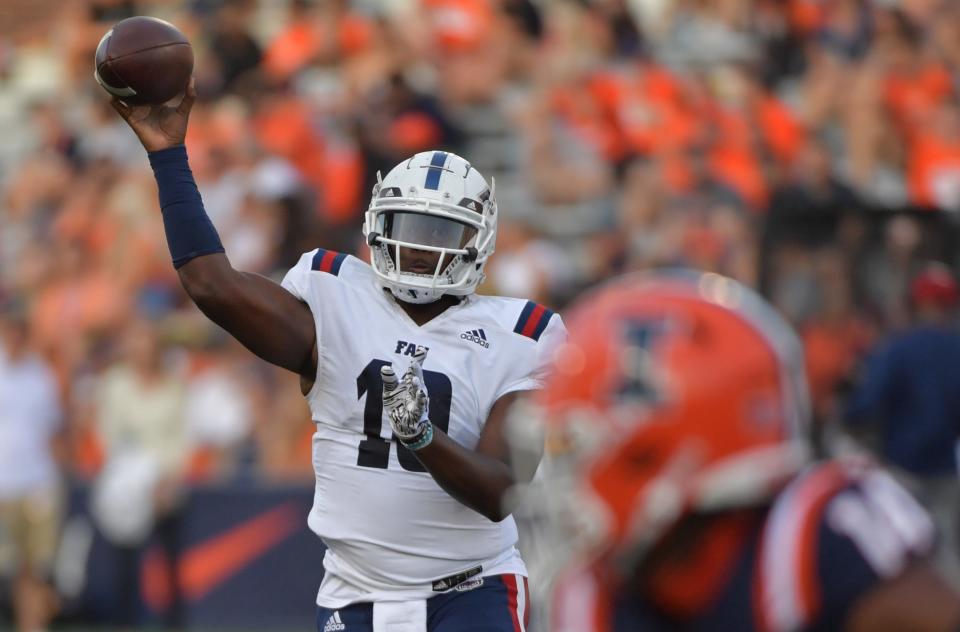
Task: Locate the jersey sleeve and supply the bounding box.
[811,470,936,631]
[280,249,317,302]
[495,312,567,400]
[279,248,357,388]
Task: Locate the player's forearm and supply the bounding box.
[148,146,245,323]
[414,430,515,522]
[148,145,236,311]
[149,145,226,267]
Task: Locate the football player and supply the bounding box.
[109,82,564,631]
[509,271,960,632]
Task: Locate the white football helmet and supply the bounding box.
[363,151,498,304]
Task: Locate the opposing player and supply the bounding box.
[109,82,564,630]
[510,271,960,631]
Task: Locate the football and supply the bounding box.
[94,16,193,105]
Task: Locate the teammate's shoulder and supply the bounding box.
[470,295,562,342]
[763,458,934,568]
[755,458,935,632]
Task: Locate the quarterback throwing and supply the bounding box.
[109,81,564,632]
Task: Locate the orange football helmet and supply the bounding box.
[510,271,811,587]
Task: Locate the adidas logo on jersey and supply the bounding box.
[323,611,346,631]
[461,329,489,348]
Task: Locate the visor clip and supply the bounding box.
[367,232,381,247]
[464,247,478,262]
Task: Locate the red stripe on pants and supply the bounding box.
[523,576,530,628]
[503,574,523,632]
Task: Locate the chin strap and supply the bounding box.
[391,285,445,305]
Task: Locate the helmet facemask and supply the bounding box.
[370,208,485,304]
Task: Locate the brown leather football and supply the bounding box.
[94,16,193,105]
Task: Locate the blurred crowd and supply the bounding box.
[4,0,960,623]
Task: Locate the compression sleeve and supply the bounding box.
[148,144,225,268]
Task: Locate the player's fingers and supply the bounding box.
[109,96,132,120]
[176,76,197,116]
[413,346,428,366]
[380,365,398,391]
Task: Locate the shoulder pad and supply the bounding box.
[754,461,934,632]
[755,461,851,632]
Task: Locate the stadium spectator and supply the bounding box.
[181,334,256,481]
[204,1,263,97]
[0,300,63,632]
[845,262,960,586]
[90,319,187,626]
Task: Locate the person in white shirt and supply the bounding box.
[0,303,63,632]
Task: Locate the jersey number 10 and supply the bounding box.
[356,359,452,472]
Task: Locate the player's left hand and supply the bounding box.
[380,346,433,450]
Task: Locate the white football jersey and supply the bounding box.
[281,248,566,608]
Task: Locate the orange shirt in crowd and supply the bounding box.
[253,96,363,223]
[803,317,874,417]
[705,105,768,209]
[706,94,804,209]
[550,85,627,163]
[589,64,700,160]
[907,131,960,209]
[263,20,324,81]
[577,64,803,208]
[32,275,129,352]
[885,63,952,140]
[263,8,374,78]
[422,0,493,53]
[389,111,445,155]
[789,0,828,36]
[756,95,806,165]
[337,12,374,57]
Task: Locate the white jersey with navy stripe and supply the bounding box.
[281,249,566,608]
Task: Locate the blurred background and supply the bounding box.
[3,0,960,630]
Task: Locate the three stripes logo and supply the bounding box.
[323,611,346,632]
[461,328,490,349]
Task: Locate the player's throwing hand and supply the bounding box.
[109,76,196,152]
[380,346,433,451]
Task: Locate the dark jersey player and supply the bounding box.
[510,271,960,632]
